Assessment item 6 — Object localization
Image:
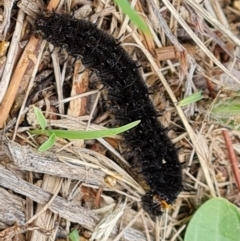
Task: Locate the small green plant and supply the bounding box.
[30,106,140,152]
[184,197,240,241]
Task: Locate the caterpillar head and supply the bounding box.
[141,191,171,216]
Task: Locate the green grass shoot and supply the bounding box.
[114,0,150,34]
[179,91,203,107]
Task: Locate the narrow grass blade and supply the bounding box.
[33,106,47,130]
[114,0,150,33]
[39,133,56,152]
[31,120,140,140]
[179,91,203,107]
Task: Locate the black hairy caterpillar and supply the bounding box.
[35,12,183,216]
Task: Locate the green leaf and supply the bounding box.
[114,0,150,33]
[211,97,240,117]
[69,229,80,241]
[184,198,240,241]
[38,133,56,152]
[31,120,140,140]
[33,106,47,130]
[179,91,203,107]
[210,96,240,129]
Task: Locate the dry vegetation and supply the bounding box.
[0,0,240,240]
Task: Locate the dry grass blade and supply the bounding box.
[184,0,240,47]
[90,204,126,241]
[162,0,240,85]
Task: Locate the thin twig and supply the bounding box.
[222,130,240,191]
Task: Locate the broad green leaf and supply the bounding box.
[38,133,56,152]
[114,0,150,33]
[33,106,47,130]
[179,91,202,107]
[184,198,240,241]
[31,120,140,140]
[69,229,79,241]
